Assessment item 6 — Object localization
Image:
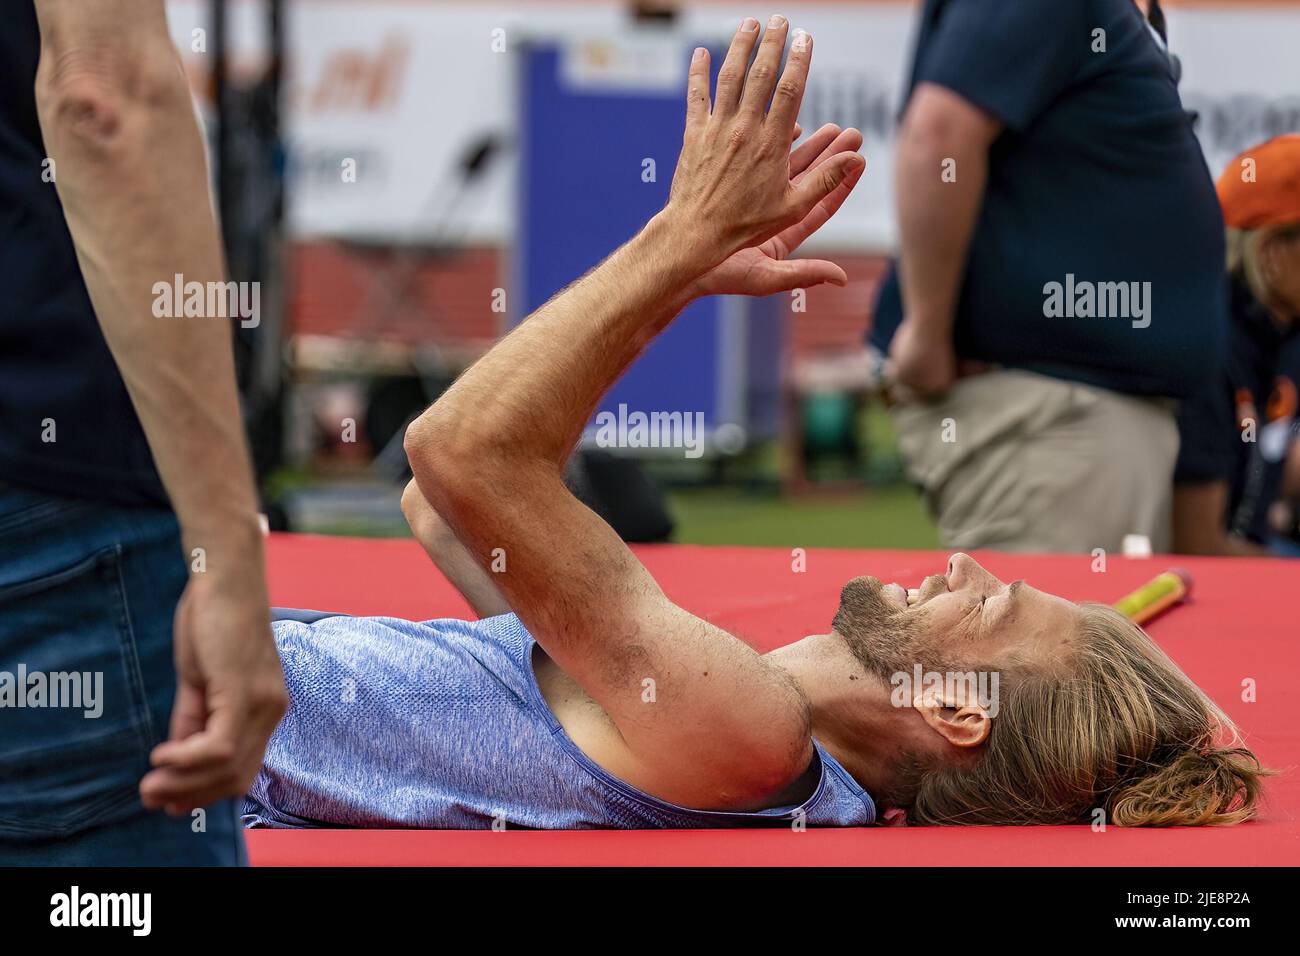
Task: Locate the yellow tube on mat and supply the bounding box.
[1114,569,1192,626]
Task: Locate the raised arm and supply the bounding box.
[405,17,864,809]
[32,0,285,814]
[401,479,512,618]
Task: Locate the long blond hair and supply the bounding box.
[907,604,1270,826]
[1227,223,1300,318]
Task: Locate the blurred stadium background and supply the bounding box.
[164,0,1300,549]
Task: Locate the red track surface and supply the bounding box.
[252,534,1300,866]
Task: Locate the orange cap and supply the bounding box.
[1216,134,1300,230]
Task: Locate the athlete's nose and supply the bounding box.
[947,552,1001,592]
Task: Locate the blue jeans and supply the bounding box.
[1268,535,1300,558]
[0,482,246,865]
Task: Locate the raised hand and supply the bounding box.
[694,122,866,297]
[663,16,866,291]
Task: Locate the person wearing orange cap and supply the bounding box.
[1173,135,1300,556]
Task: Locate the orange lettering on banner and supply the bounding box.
[311,36,410,112]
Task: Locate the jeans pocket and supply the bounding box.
[0,546,154,839]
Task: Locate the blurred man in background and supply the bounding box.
[870,0,1226,554]
[1174,135,1300,556]
[0,0,284,864]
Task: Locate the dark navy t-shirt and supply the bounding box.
[0,4,167,507]
[1175,276,1300,545]
[871,0,1228,399]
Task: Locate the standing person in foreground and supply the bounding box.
[246,18,1265,831]
[871,0,1226,553]
[0,0,285,864]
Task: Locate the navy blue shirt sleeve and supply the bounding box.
[914,0,1091,131]
[1174,373,1236,485]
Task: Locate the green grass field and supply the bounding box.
[661,398,938,550]
[666,485,938,550]
[275,396,940,549]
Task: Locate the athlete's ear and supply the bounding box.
[913,693,991,748]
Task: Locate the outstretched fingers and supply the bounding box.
[793,126,863,182]
[685,46,712,134]
[713,18,761,116]
[756,257,850,295]
[780,148,867,253]
[789,123,842,177]
[792,150,865,215]
[765,26,811,135]
[740,15,792,119]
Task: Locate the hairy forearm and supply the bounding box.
[34,1,263,566]
[401,211,707,649]
[894,100,989,333]
[408,212,705,476]
[401,480,511,618]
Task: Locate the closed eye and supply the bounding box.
[965,594,991,640]
[987,581,1023,623]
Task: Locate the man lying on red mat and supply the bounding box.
[239,17,1266,831]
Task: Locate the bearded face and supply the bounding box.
[832,575,966,680]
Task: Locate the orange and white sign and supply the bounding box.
[164,1,1300,250]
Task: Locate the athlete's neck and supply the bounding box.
[767,633,926,804]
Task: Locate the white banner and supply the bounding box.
[165,1,1300,251]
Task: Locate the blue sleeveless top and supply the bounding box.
[244,610,876,829]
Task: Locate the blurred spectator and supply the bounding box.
[869,0,1226,553]
[1174,135,1300,556]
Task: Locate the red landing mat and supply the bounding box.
[252,533,1299,866]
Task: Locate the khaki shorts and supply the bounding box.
[890,369,1179,554]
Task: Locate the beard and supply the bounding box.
[831,575,963,681]
[831,575,971,816]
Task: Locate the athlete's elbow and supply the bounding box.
[725,709,816,803]
[725,740,817,808]
[405,417,462,487]
[405,403,521,472]
[36,42,184,161]
[403,416,492,505]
